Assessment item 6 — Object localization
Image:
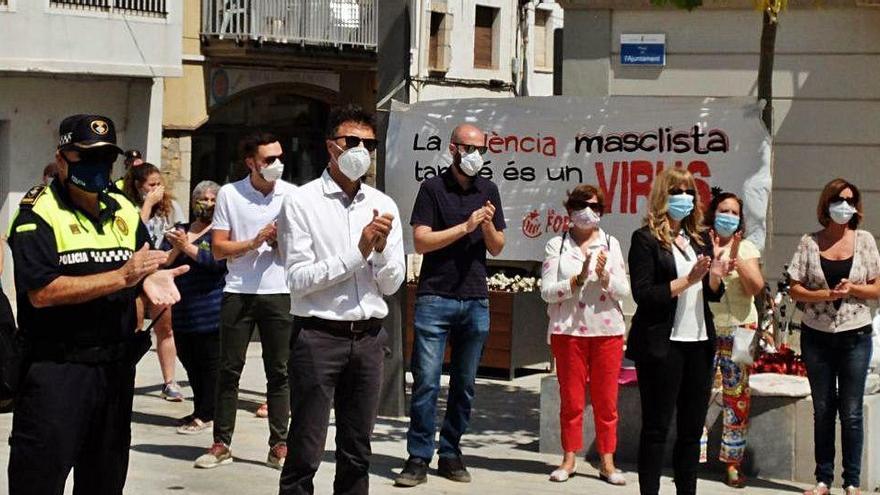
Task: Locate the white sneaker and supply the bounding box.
[161,381,185,402]
[194,443,232,469]
[803,482,830,495]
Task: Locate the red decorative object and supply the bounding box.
[751,344,807,377]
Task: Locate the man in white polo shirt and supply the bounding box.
[194,131,297,470]
[277,104,405,494]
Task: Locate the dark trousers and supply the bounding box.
[176,331,220,422]
[635,340,715,495]
[279,323,387,495]
[8,360,136,495]
[214,293,292,447]
[801,326,873,488]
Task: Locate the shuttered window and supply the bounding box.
[534,9,549,69]
[473,5,497,69]
[429,11,443,69]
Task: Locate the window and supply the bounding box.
[533,9,551,70]
[428,10,451,73]
[473,5,498,69]
[49,0,166,16]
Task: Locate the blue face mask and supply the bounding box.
[667,193,694,221]
[714,212,740,238]
[62,150,115,193]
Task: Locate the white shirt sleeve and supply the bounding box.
[279,194,365,298]
[369,198,405,296]
[212,186,231,231]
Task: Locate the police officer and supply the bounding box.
[7,114,189,495]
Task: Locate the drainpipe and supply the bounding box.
[518,0,534,97]
[409,0,424,103]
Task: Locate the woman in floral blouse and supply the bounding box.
[540,184,630,486]
[788,178,880,495]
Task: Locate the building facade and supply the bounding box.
[558,0,880,282]
[408,0,564,102]
[0,0,183,291]
[161,0,379,211]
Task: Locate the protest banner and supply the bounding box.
[386,96,772,260]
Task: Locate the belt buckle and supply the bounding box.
[349,321,356,333]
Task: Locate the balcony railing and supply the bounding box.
[202,0,378,50]
[49,0,167,16]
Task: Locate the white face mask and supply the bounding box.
[570,207,601,230]
[336,145,372,181]
[260,158,284,182]
[829,201,857,225]
[457,150,484,177]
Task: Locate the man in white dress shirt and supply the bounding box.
[277,105,405,495]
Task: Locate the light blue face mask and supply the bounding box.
[667,193,694,221]
[714,212,740,238]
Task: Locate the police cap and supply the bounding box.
[57,114,123,155]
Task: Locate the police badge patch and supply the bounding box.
[114,216,129,236]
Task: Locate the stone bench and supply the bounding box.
[539,375,880,490]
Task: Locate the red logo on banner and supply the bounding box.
[522,210,542,238]
[522,209,572,239]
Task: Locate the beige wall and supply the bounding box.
[163,63,208,131]
[182,0,202,56]
[562,7,880,281]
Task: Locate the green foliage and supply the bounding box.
[649,0,703,10]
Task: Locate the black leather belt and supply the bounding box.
[295,316,383,334]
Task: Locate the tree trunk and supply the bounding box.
[757,9,778,133]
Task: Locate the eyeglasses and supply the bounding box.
[832,195,857,206]
[668,188,696,197]
[585,201,604,212]
[333,136,379,153]
[452,142,488,155]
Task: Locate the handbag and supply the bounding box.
[731,324,761,366]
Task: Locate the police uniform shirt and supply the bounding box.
[8,181,149,350]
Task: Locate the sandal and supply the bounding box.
[599,469,627,486]
[177,418,213,435]
[725,466,746,489]
[549,466,575,482]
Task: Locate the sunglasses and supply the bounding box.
[452,142,488,155]
[263,154,283,164]
[333,135,378,153]
[832,195,857,206]
[668,188,696,197]
[585,201,604,212]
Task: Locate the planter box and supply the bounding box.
[403,284,551,379]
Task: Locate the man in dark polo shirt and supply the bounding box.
[395,123,505,487]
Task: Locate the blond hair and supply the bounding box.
[645,167,705,249]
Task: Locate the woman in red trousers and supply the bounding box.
[540,184,631,486]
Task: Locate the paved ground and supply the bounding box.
[0,342,816,494]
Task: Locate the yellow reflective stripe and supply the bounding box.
[15,223,37,233]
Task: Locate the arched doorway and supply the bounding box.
[191,85,334,188]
